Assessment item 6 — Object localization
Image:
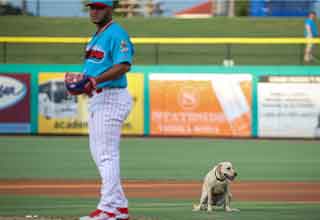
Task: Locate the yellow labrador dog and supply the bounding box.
[192,161,239,212]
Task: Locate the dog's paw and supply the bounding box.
[225,207,240,212]
[192,204,200,211]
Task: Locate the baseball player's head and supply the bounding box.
[87,0,113,25]
[87,0,113,8]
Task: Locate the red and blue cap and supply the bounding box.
[86,0,113,8]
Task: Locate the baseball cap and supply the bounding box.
[86,0,113,8]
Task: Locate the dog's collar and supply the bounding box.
[215,169,226,182]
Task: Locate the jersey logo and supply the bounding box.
[120,40,129,53]
[85,49,105,60]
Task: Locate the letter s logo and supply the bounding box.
[178,86,200,111]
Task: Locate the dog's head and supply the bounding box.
[216,161,237,182]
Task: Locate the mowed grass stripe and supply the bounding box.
[0,136,319,180]
[1,196,320,220]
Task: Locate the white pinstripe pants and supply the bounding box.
[88,88,132,213]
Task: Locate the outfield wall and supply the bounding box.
[0,64,319,138]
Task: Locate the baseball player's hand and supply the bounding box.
[84,77,97,97]
[64,72,96,96]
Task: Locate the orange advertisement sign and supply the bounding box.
[150,74,252,137]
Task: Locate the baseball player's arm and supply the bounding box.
[82,63,130,95]
[95,63,130,84]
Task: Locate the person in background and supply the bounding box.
[304,11,318,63]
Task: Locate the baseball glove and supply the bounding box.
[64,72,96,96]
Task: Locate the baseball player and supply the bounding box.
[70,0,134,220]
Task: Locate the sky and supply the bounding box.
[5,0,206,17]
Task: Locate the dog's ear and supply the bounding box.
[217,164,223,175]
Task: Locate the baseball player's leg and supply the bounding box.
[88,112,99,168]
[88,109,126,213]
[89,89,132,213]
[97,118,126,212]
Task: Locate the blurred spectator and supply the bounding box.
[0,1,25,15]
[153,1,164,16]
[145,0,163,17]
[304,11,318,63]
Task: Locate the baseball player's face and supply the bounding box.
[89,6,112,25]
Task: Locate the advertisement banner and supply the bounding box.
[38,73,88,134]
[38,72,144,135]
[0,73,31,133]
[258,75,320,138]
[122,73,144,135]
[150,74,252,137]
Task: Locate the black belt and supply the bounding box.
[96,87,125,94]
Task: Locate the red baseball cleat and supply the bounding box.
[79,209,116,220]
[115,207,129,220]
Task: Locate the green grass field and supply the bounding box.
[1,136,320,219]
[0,16,316,65]
[0,136,319,180]
[0,16,305,37]
[1,196,320,220]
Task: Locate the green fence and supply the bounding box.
[0,37,319,65]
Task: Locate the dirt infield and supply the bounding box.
[1,180,320,202]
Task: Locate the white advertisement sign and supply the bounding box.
[0,75,27,110]
[258,76,320,138]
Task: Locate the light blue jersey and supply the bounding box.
[83,21,134,89]
[305,18,318,37]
